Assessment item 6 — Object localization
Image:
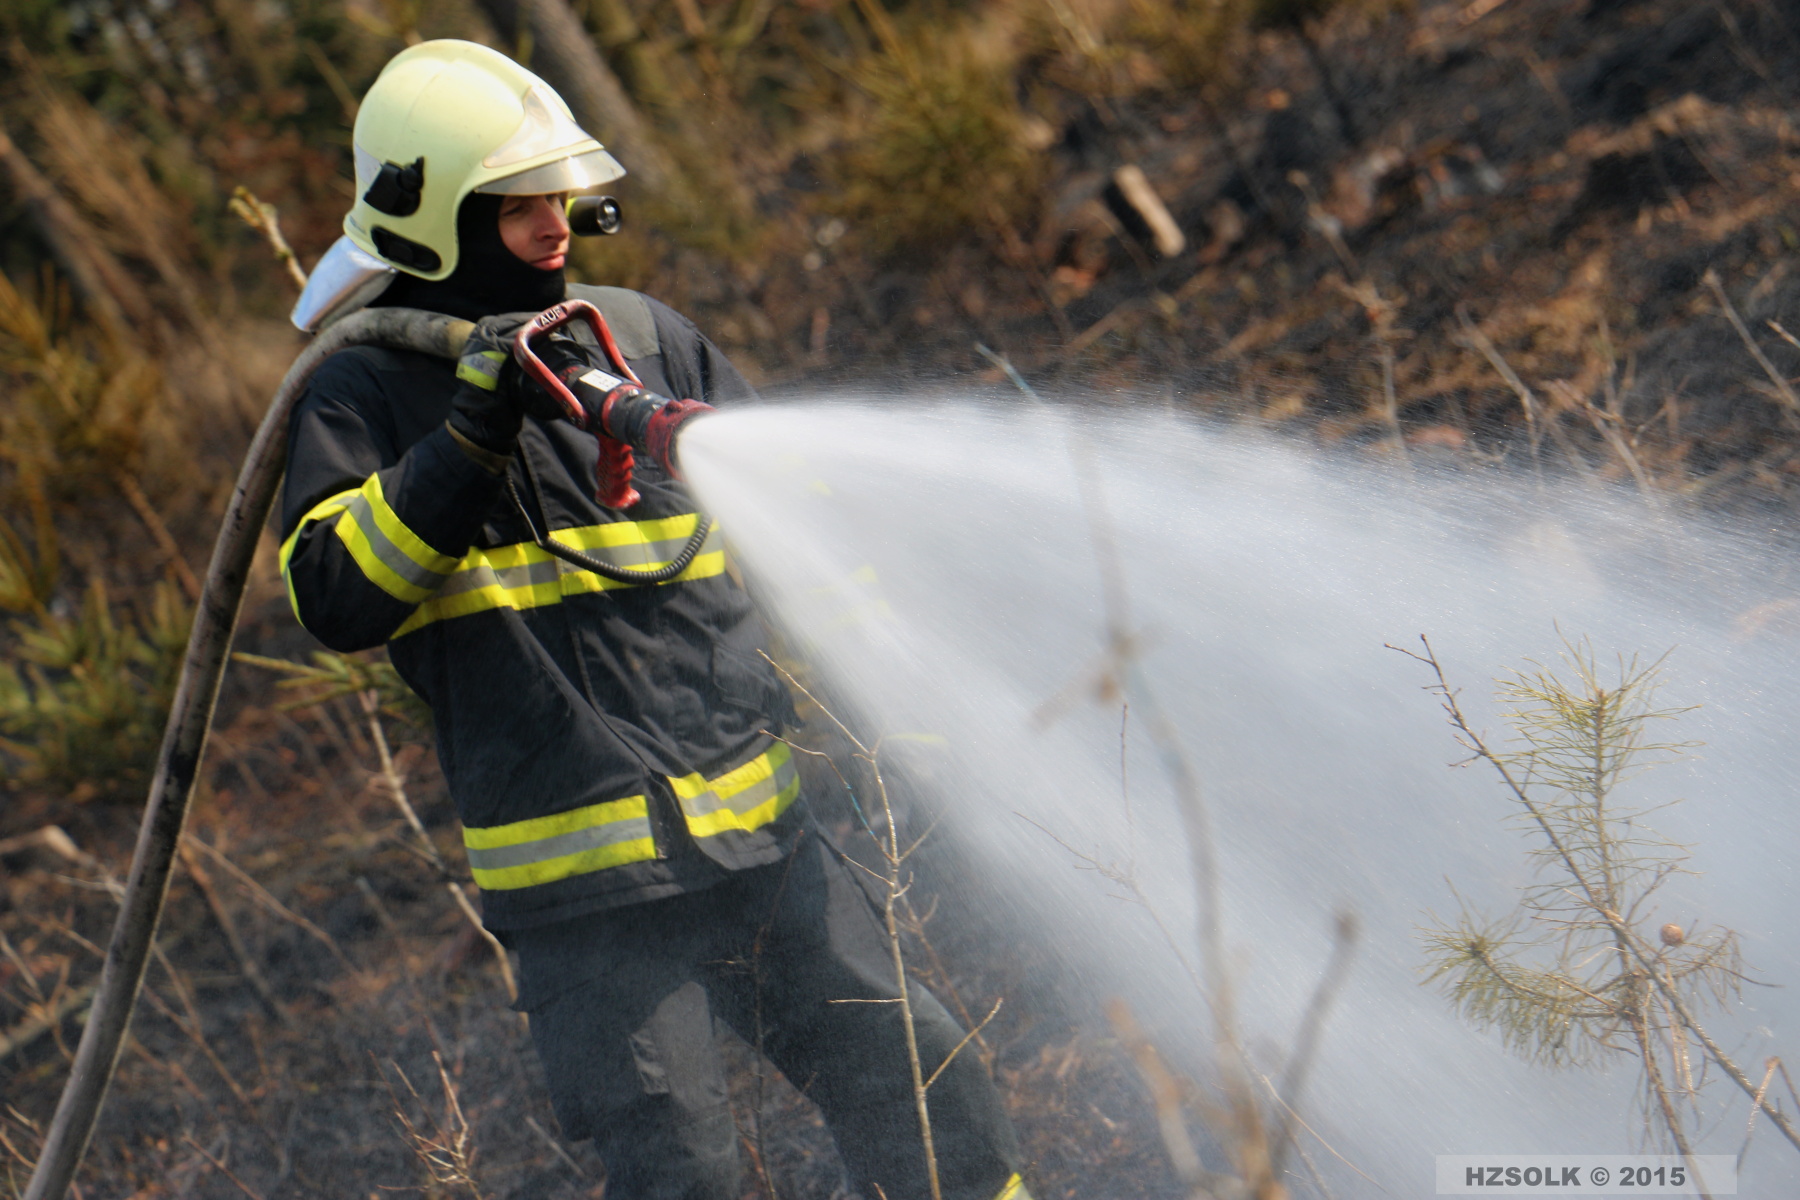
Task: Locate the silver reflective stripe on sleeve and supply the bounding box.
[342,490,455,596]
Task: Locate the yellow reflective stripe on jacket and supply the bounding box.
[392,514,724,638]
[279,486,360,619]
[334,474,459,604]
[278,475,458,610]
[462,795,656,890]
[668,742,799,840]
[993,1174,1029,1200]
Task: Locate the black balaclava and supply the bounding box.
[372,192,566,321]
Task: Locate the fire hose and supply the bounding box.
[22,303,713,1200]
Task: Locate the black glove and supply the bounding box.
[514,330,601,423]
[447,312,535,461]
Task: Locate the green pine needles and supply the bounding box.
[234,650,432,730]
[1396,636,1800,1162]
[0,579,189,803]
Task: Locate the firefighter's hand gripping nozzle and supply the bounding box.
[511,300,715,509]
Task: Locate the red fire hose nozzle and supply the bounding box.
[600,390,715,482]
[511,300,717,507]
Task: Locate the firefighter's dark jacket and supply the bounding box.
[279,285,800,930]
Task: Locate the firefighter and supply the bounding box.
[280,39,1028,1200]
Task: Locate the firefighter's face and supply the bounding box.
[499,193,570,271]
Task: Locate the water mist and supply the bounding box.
[680,398,1800,1198]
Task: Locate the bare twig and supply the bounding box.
[524,1115,588,1179]
[873,755,943,1200]
[176,840,288,1025]
[135,963,252,1108]
[182,836,355,972]
[1779,1058,1800,1122]
[1256,1073,1383,1195]
[180,1135,267,1200]
[0,987,96,1065]
[227,188,309,293]
[755,653,949,1199]
[359,690,517,1004]
[1767,319,1800,356]
[1457,307,1568,476]
[1738,1057,1780,1161]
[974,343,1050,408]
[1557,361,1657,500]
[924,999,1003,1091]
[898,894,994,1067]
[109,470,202,601]
[1268,912,1358,1180]
[1333,276,1408,463]
[1705,269,1800,426]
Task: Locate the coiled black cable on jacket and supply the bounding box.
[504,474,714,584]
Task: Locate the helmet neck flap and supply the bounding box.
[371,193,566,321]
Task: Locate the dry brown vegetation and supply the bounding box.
[4,0,1800,1195]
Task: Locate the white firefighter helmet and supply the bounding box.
[292,39,625,331]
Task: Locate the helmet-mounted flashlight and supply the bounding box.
[567,195,623,237]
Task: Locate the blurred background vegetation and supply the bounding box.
[4,0,1800,1194]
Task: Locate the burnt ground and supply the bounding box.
[717,0,1800,520]
[1,681,1184,1200]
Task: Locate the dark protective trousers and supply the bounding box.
[511,834,1021,1200]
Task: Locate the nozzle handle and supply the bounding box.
[512,299,645,509]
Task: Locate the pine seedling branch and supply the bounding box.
[1394,636,1800,1161]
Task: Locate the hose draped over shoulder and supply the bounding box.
[21,308,470,1200]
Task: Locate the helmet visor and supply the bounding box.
[474,147,627,195]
